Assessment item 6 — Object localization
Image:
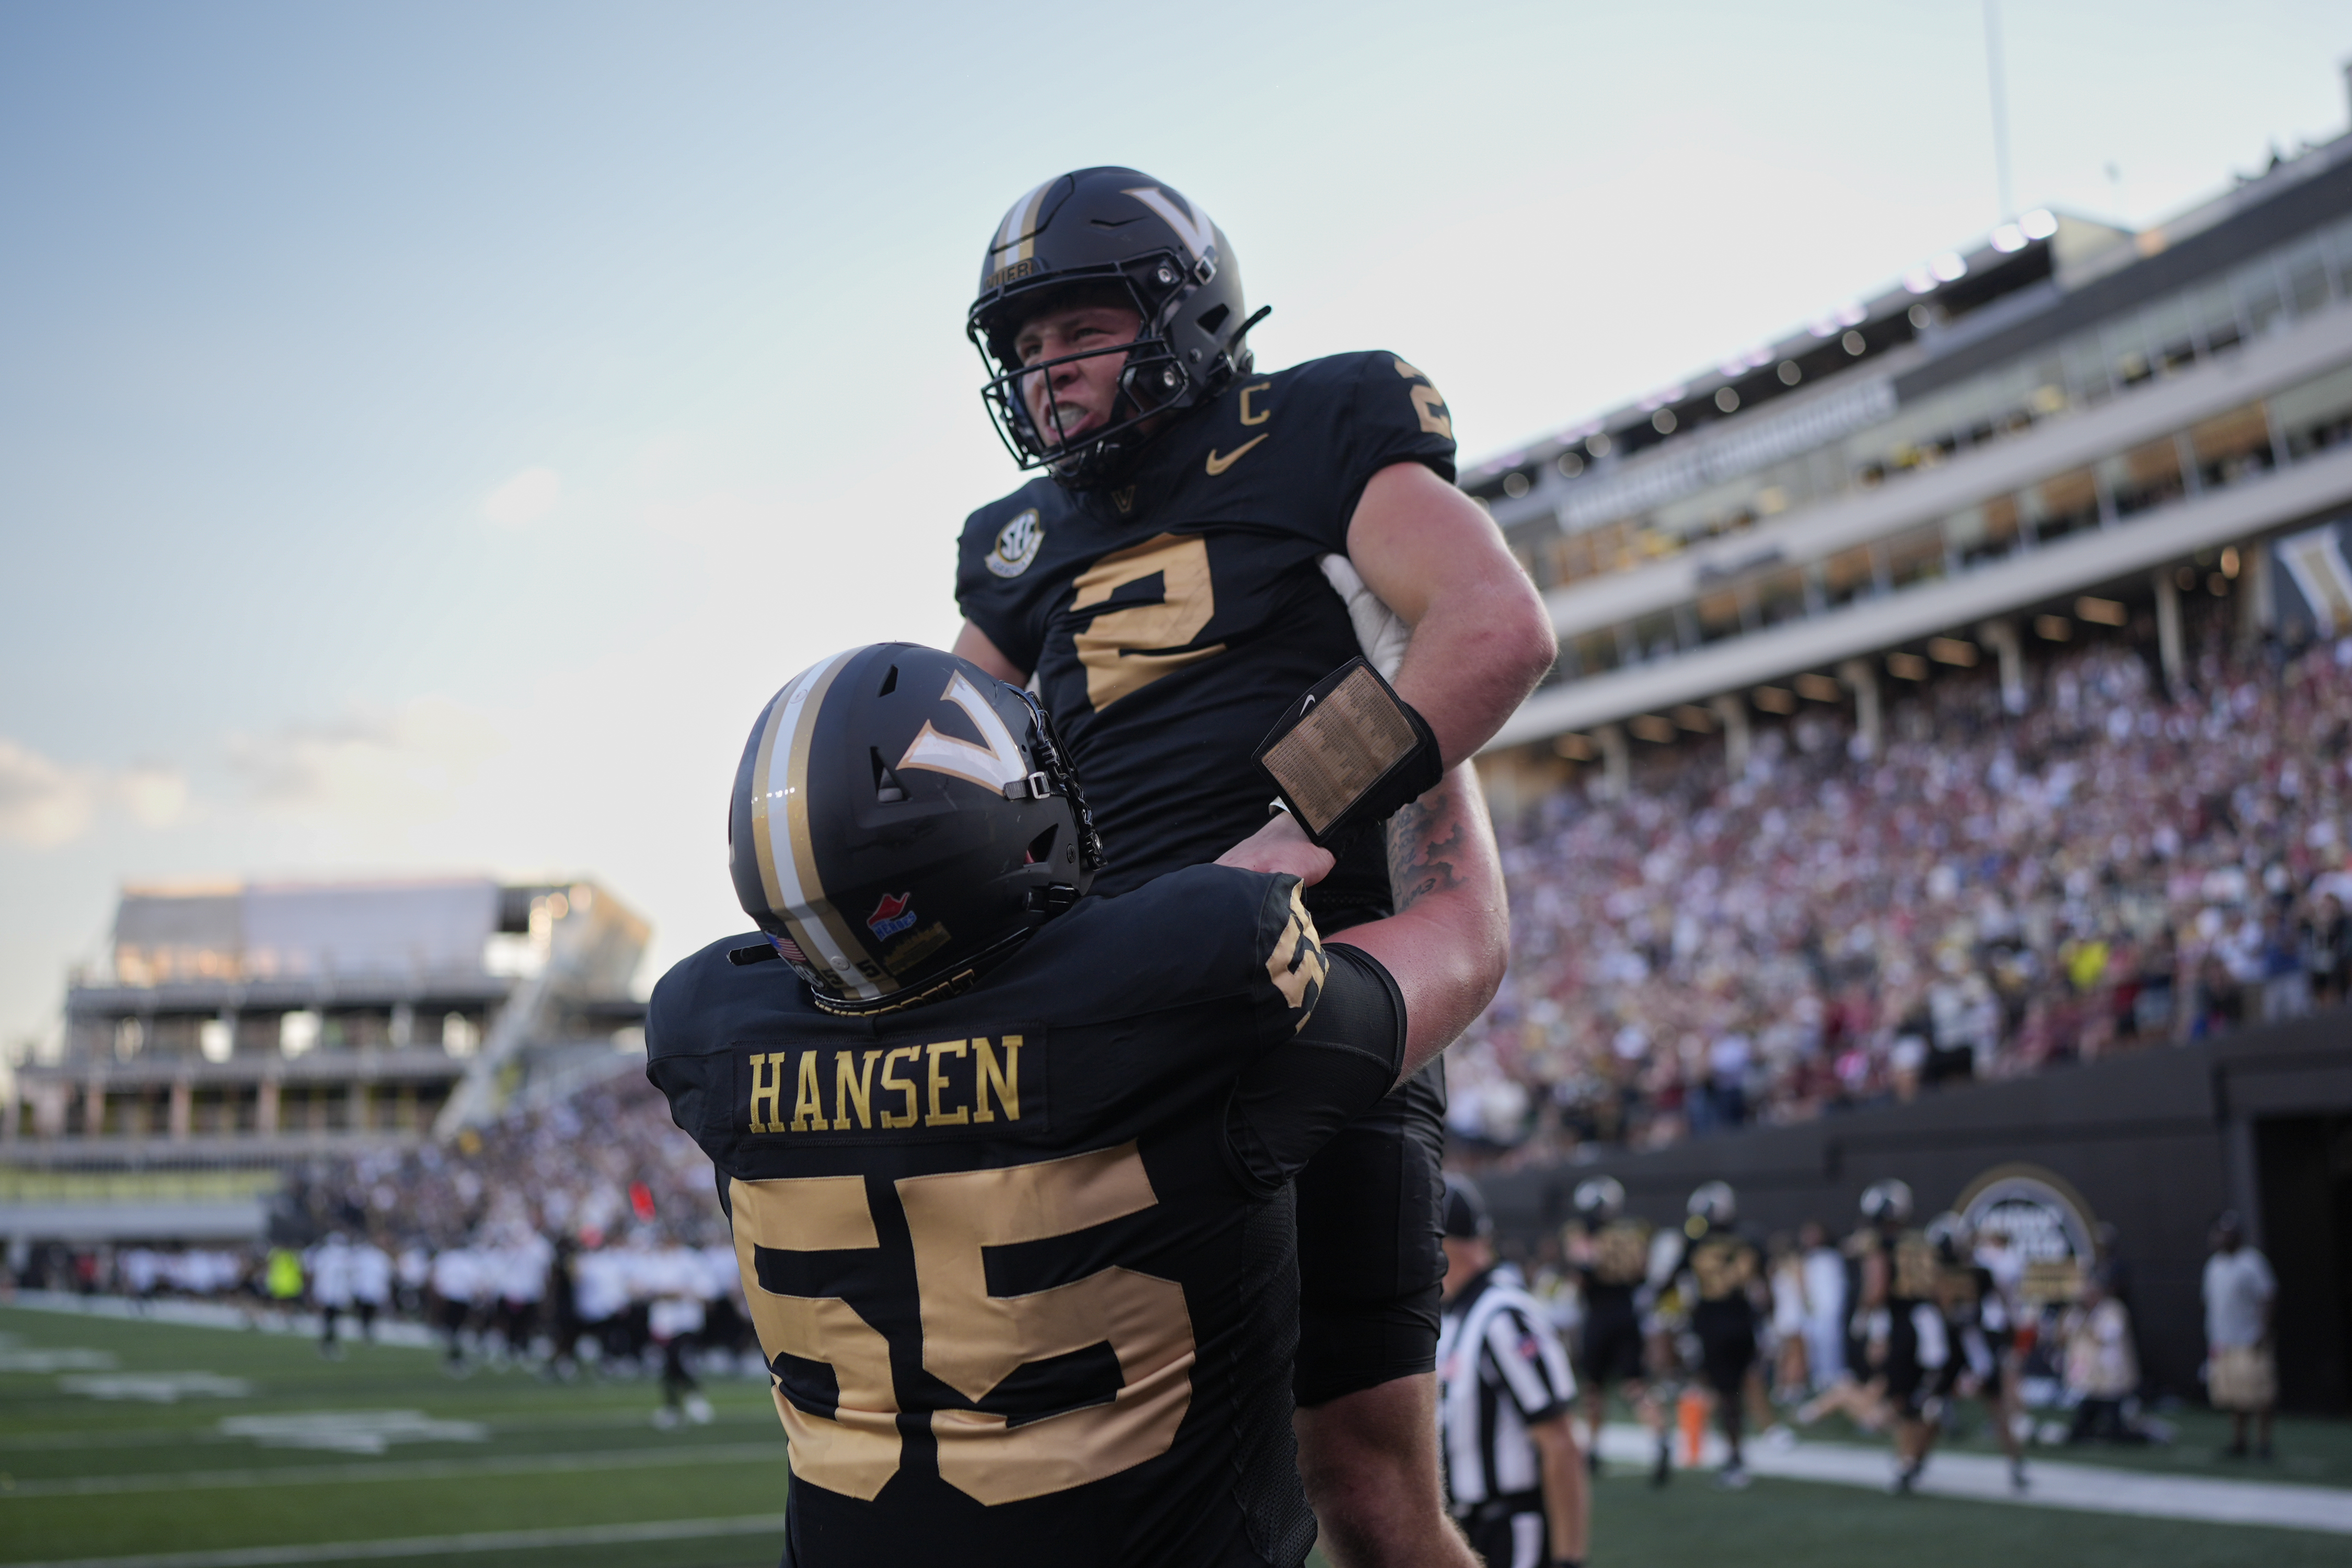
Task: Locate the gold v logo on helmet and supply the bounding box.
[897,672,1031,794]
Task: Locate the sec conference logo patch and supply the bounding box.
[985,509,1044,578]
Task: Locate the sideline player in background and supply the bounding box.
[1849,1181,1949,1493]
[950,167,1557,1566]
[1669,1182,1767,1489]
[1928,1213,2028,1492]
[1564,1178,1663,1477]
[1438,1176,1588,1568]
[648,643,1510,1566]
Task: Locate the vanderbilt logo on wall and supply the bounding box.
[1956,1163,2098,1305]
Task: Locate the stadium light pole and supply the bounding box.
[1979,619,2026,714]
[1838,659,1881,759]
[2154,570,2185,694]
[1984,0,2015,220]
[1710,695,1751,781]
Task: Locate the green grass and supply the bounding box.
[1883,1396,2352,1487]
[2,1306,2348,1566]
[1581,1465,2348,1568]
[0,1305,785,1567]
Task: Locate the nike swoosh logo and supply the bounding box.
[1205,434,1269,476]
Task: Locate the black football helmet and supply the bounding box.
[728,643,1103,1016]
[1442,1174,1493,1240]
[1860,1179,1915,1226]
[1573,1176,1625,1223]
[1687,1180,1737,1227]
[968,167,1263,488]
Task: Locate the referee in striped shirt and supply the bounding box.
[1437,1175,1588,1568]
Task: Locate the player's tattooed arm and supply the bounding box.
[1331,763,1508,1081]
[1384,777,1472,913]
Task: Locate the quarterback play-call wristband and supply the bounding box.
[1253,656,1444,848]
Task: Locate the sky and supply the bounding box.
[4,0,2349,1057]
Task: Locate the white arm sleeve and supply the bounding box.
[1318,554,1412,679]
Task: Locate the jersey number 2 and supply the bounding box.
[730,1142,1197,1506]
[1068,533,1225,710]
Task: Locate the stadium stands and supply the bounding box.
[1449,592,2350,1160]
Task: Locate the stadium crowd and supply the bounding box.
[1447,596,2352,1160]
[9,1074,750,1419]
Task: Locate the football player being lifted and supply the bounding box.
[949,169,1557,1566]
[646,643,1510,1567]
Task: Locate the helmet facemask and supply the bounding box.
[967,169,1262,490]
[973,261,1207,487]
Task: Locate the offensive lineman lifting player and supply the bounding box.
[648,643,1511,1566]
[949,168,1558,1566]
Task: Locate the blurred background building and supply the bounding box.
[3,878,647,1246]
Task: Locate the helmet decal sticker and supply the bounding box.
[985,509,1044,579]
[750,649,884,1000]
[867,892,919,941]
[896,671,1030,794]
[1121,186,1212,263]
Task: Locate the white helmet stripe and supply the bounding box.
[993,180,1052,267]
[750,649,883,1000]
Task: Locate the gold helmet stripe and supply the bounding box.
[991,180,1052,269]
[749,650,885,1001]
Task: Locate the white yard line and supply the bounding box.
[0,1514,790,1568]
[1594,1422,2352,1536]
[0,1440,781,1497]
[4,1294,436,1351]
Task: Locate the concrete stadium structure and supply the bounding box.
[3,878,649,1244]
[1470,115,2352,805]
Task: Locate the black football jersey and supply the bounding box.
[1575,1217,1654,1310]
[1889,1229,1939,1305]
[955,351,1457,912]
[644,866,1405,1568]
[1678,1223,1761,1329]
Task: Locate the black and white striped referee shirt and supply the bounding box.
[1437,1261,1579,1510]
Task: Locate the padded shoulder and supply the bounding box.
[991,863,1288,1026]
[645,932,811,1063]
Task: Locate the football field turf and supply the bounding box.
[5,1303,2349,1567]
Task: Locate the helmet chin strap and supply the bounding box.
[806,924,1040,1018]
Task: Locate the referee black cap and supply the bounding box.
[1442,1174,1492,1240]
